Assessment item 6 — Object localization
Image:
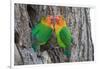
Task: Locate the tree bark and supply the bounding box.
[14,3,94,65]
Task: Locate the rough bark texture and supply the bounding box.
[14,3,94,65]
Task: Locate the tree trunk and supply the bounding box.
[14,3,94,65]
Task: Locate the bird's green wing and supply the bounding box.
[59,27,72,49]
[32,22,52,52]
[32,23,52,44]
[32,23,41,36]
[36,24,52,43]
[59,27,72,58]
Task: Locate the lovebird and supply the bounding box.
[54,16,73,61]
[32,16,54,53]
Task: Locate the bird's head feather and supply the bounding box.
[40,16,54,29]
[54,16,67,32]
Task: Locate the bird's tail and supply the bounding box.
[64,48,71,61]
[32,44,40,52]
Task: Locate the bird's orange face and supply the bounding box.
[43,16,54,29]
[54,16,66,32]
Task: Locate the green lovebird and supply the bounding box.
[32,16,54,52]
[54,16,73,61]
